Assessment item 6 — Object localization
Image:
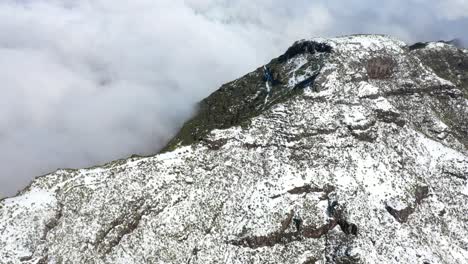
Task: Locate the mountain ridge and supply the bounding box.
[1,34,467,264]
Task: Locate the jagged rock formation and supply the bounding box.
[1,35,468,264]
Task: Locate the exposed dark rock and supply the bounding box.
[287,185,324,195]
[271,184,335,199]
[415,186,429,205]
[278,41,332,63]
[263,66,283,86]
[386,186,430,223]
[280,210,295,232]
[327,201,339,217]
[42,202,63,241]
[438,209,446,217]
[19,255,33,262]
[94,200,154,255]
[229,220,338,249]
[385,205,414,223]
[331,254,361,264]
[293,217,303,232]
[302,257,318,264]
[366,57,396,79]
[337,220,358,236]
[409,42,428,51]
[202,138,228,150]
[230,198,357,249]
[374,110,405,127]
[293,74,320,90]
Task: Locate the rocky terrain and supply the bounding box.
[1,35,467,264]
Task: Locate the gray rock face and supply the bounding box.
[1,35,467,264]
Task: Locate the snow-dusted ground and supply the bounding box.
[1,35,467,263]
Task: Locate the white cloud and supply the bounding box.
[435,0,468,20]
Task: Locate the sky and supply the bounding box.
[0,0,467,197]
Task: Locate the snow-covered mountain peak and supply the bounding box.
[1,35,467,264]
[316,34,406,53]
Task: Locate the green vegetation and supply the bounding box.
[161,44,331,153]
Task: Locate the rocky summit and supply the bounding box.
[1,35,468,264]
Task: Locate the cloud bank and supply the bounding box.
[1,0,467,196]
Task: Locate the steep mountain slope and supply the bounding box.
[1,35,467,264]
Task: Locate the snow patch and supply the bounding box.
[343,106,371,128]
[373,97,395,112]
[357,81,379,98]
[4,189,55,207]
